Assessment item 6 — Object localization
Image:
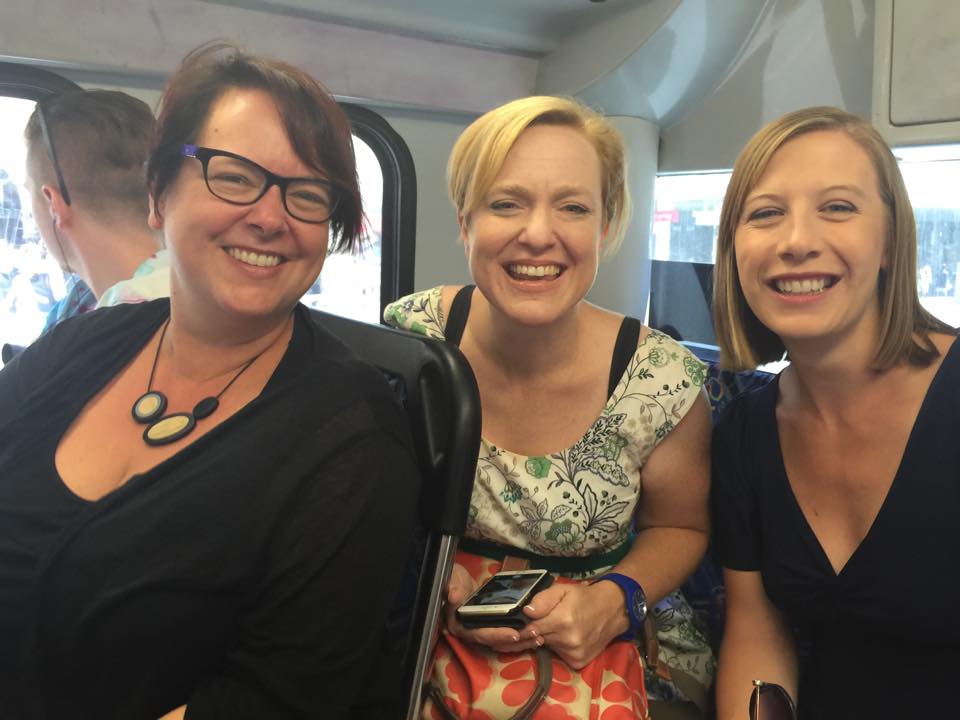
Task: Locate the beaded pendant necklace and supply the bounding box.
[131,319,263,447]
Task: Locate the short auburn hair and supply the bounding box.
[146,41,362,252]
[713,106,954,370]
[447,95,630,255]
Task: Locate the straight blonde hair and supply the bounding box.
[713,106,954,370]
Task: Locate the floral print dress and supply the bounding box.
[385,287,715,711]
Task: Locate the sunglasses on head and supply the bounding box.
[749,680,797,720]
[36,99,71,206]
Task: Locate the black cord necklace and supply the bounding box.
[131,319,263,447]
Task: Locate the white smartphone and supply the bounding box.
[456,569,553,628]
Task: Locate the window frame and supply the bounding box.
[341,103,417,319]
[0,62,81,101]
[0,64,83,352]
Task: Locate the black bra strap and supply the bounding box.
[445,284,475,346]
[608,316,642,397]
[447,286,638,395]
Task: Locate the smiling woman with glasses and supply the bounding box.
[0,42,419,720]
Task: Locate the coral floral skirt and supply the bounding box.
[424,551,650,720]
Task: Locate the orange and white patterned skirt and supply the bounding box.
[424,552,650,720]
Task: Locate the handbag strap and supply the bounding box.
[510,647,553,720]
[428,646,552,720]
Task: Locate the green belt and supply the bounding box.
[458,537,633,575]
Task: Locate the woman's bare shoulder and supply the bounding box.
[931,331,958,355]
[583,303,649,345]
[439,284,465,317]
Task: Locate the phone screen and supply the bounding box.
[464,571,544,607]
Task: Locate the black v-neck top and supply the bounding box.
[712,339,960,718]
[0,300,419,719]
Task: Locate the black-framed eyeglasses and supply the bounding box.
[36,100,71,206]
[749,680,797,720]
[181,144,338,224]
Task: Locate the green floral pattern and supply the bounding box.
[384,288,714,699]
[384,287,707,554]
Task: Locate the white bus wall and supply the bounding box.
[587,116,658,321]
[375,108,472,292]
[0,0,535,115]
[660,0,875,173]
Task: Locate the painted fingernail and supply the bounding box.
[510,633,520,643]
[536,636,545,647]
[528,628,539,637]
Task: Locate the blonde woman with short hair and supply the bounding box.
[386,95,714,718]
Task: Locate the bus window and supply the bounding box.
[652,172,730,265]
[649,172,730,349]
[0,95,71,353]
[299,134,383,323]
[898,148,960,328]
[288,102,416,325]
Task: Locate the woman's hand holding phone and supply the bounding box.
[519,579,630,669]
[444,564,547,654]
[444,566,630,666]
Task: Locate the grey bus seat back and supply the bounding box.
[308,310,480,720]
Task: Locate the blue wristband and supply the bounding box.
[592,572,647,641]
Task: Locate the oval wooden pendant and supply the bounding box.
[132,391,167,423]
[193,396,219,420]
[143,413,195,446]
